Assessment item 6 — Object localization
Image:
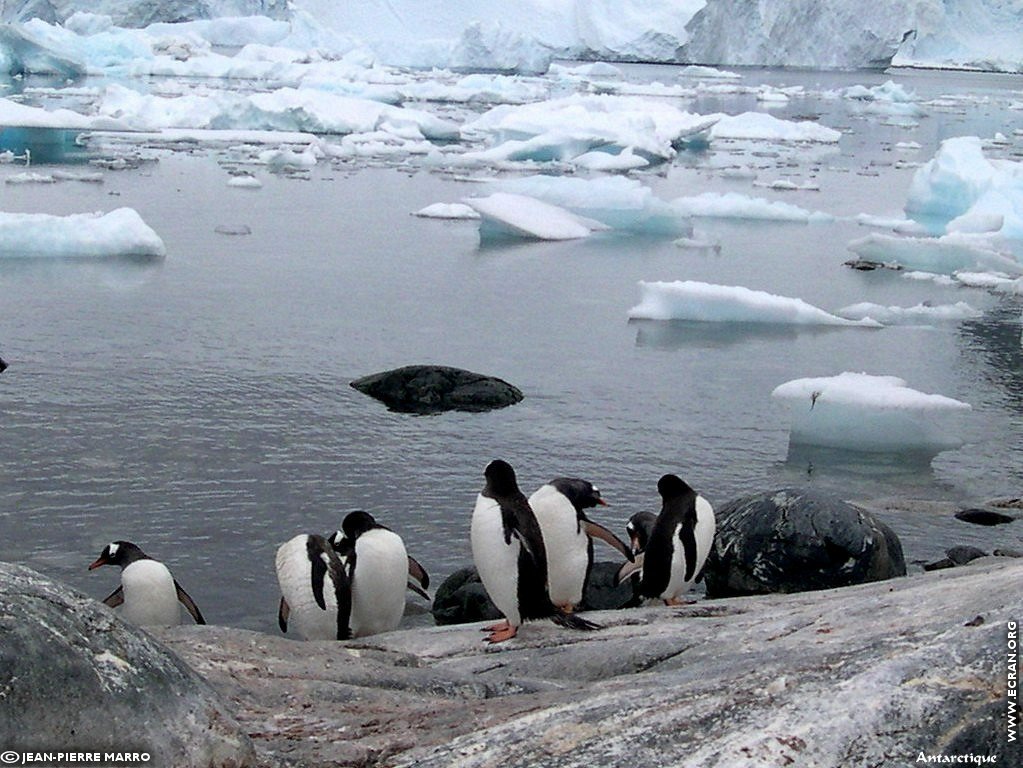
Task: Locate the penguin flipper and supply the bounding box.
[174,580,207,625]
[333,563,352,641]
[679,521,699,584]
[615,554,644,587]
[102,585,124,608]
[406,580,430,600]
[407,555,430,590]
[305,537,332,611]
[278,596,290,633]
[582,520,635,562]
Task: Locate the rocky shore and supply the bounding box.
[149,557,1021,767]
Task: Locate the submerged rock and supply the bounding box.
[703,487,906,598]
[0,562,255,767]
[956,507,1018,526]
[351,365,523,414]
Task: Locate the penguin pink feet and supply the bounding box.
[481,619,511,633]
[485,624,518,643]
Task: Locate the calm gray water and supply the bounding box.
[1,66,1021,631]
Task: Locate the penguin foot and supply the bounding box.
[664,597,696,607]
[484,625,518,643]
[481,619,511,633]
[557,603,575,614]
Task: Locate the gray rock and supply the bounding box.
[351,365,523,414]
[153,559,1023,767]
[946,544,988,565]
[703,487,906,598]
[0,562,255,767]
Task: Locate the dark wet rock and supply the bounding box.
[923,557,954,571]
[0,562,255,767]
[152,559,1023,767]
[431,566,501,625]
[844,257,902,272]
[947,545,988,565]
[955,507,1017,526]
[703,487,906,598]
[994,548,1023,558]
[580,560,635,611]
[351,365,523,414]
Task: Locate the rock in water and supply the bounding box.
[0,562,255,767]
[351,365,523,414]
[703,488,905,598]
[431,566,502,625]
[955,507,1017,526]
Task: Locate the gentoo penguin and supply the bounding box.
[471,459,599,643]
[625,511,658,557]
[617,474,715,605]
[327,510,429,638]
[275,533,351,640]
[529,478,633,612]
[88,541,205,627]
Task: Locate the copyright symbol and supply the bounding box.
[0,752,19,765]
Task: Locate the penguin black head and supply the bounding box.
[340,510,382,541]
[88,540,149,571]
[626,511,658,555]
[657,473,694,501]
[550,478,607,512]
[483,459,520,497]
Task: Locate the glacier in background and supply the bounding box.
[0,0,1021,73]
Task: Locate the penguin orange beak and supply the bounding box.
[88,556,108,570]
[596,498,608,506]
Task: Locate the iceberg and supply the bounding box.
[464,193,608,241]
[0,208,165,259]
[835,301,983,325]
[709,112,842,143]
[494,175,691,236]
[846,232,1023,276]
[771,372,972,453]
[905,136,1023,239]
[627,280,880,326]
[413,203,479,220]
[671,192,832,223]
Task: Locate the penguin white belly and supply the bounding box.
[275,535,339,641]
[119,560,181,627]
[471,494,521,627]
[661,523,689,601]
[661,496,716,601]
[350,529,409,637]
[692,496,716,578]
[529,484,587,608]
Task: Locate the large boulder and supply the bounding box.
[351,365,523,414]
[703,487,906,598]
[0,562,256,767]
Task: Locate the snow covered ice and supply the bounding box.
[772,372,972,454]
[465,193,608,241]
[0,208,165,259]
[627,281,881,327]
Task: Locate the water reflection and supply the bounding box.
[959,300,1023,408]
[0,127,89,164]
[632,318,849,349]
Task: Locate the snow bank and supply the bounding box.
[627,281,880,326]
[0,208,166,259]
[771,372,971,453]
[905,136,1023,239]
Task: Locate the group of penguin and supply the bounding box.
[88,459,717,644]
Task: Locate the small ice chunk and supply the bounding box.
[413,203,480,220]
[0,208,165,259]
[672,192,831,222]
[627,280,880,326]
[227,175,262,189]
[5,172,56,184]
[572,147,650,171]
[772,372,971,453]
[465,193,606,241]
[710,112,841,143]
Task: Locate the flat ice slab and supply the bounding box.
[628,280,880,326]
[464,192,607,241]
[0,208,165,259]
[772,371,971,453]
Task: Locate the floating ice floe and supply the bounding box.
[464,193,609,241]
[846,232,1022,275]
[413,203,480,220]
[0,208,165,259]
[461,94,720,165]
[627,281,881,327]
[227,174,262,189]
[905,136,1023,238]
[671,192,832,223]
[709,112,841,143]
[771,372,971,454]
[494,175,691,236]
[835,301,982,325]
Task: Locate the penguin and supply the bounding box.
[625,511,658,557]
[529,478,633,612]
[617,474,715,605]
[275,533,351,641]
[327,510,429,638]
[88,541,205,627]
[471,459,599,643]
